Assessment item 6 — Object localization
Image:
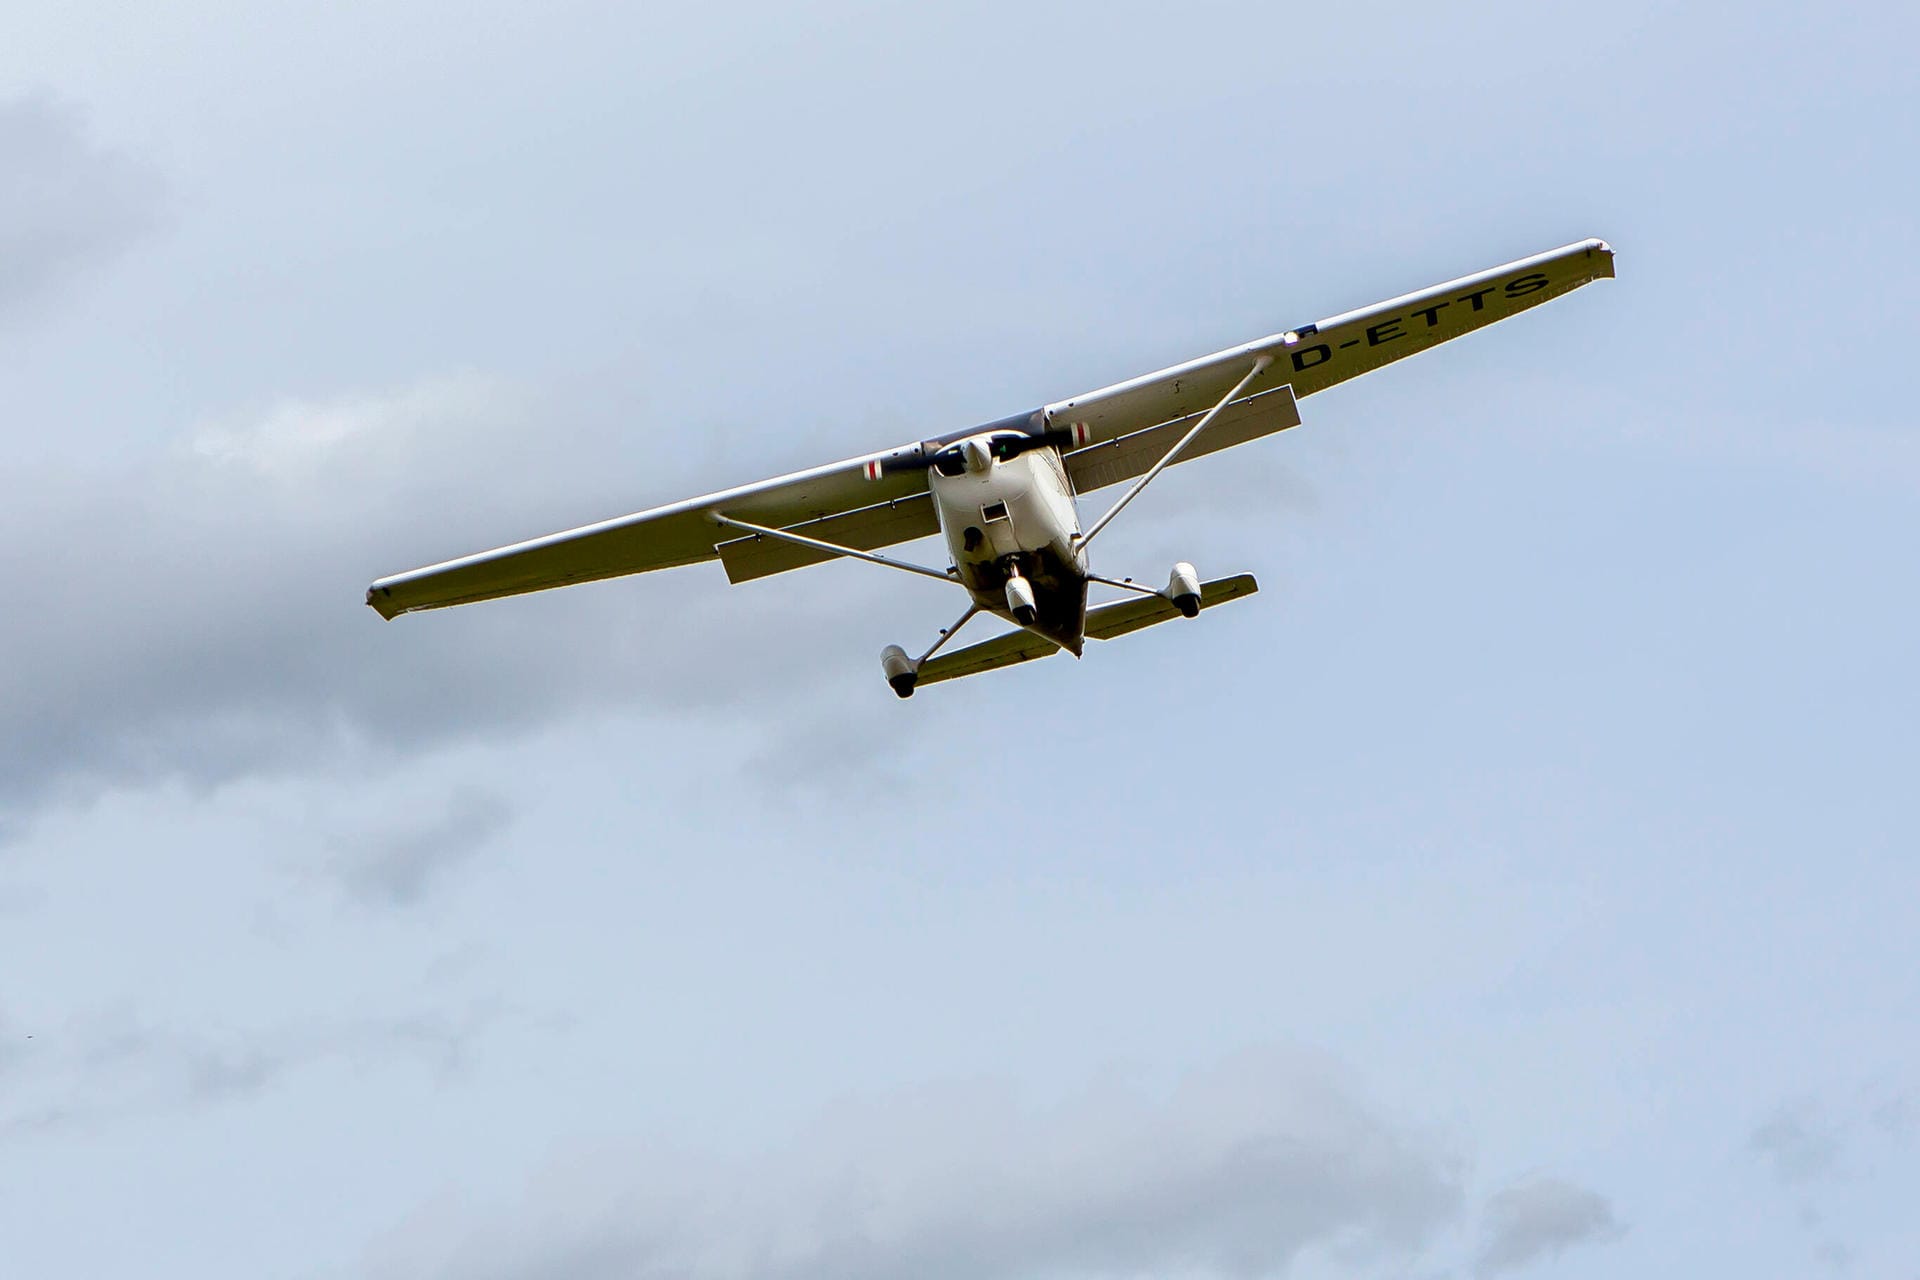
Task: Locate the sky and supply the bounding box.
[2,2,1916,1276]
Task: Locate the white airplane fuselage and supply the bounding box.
[926,431,1090,654]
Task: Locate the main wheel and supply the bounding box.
[1168,562,1202,617]
[881,644,917,698]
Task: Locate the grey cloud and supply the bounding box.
[0,94,160,313]
[2,1002,500,1138]
[331,784,514,907]
[0,1007,28,1080]
[1750,1100,1843,1184]
[0,374,892,838]
[1813,1238,1852,1273]
[367,1047,1464,1280]
[1475,1176,1625,1276]
[1867,1091,1914,1145]
[741,684,927,793]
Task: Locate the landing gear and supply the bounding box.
[1005,570,1038,627]
[882,603,982,698]
[1088,560,1204,616]
[880,644,917,698]
[1168,561,1202,618]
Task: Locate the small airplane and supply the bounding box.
[368,239,1614,696]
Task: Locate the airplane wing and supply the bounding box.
[1051,238,1614,485]
[366,450,934,618]
[369,239,1612,617]
[1065,386,1300,494]
[714,492,938,584]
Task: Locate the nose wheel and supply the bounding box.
[1005,568,1038,627]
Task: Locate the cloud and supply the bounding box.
[0,94,161,314]
[330,784,514,907]
[1475,1176,1626,1276]
[1750,1100,1842,1185]
[1868,1092,1914,1144]
[1,1002,501,1138]
[0,372,887,838]
[367,1047,1464,1280]
[0,1007,29,1080]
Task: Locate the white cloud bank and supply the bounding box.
[366,1048,1464,1280]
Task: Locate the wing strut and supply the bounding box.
[1076,355,1272,550]
[708,513,956,583]
[917,603,982,664]
[1086,573,1164,598]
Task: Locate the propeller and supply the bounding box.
[861,416,1092,481]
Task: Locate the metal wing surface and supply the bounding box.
[367,451,932,618]
[715,493,939,584]
[1053,238,1614,482]
[1065,386,1300,494]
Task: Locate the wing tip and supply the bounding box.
[1581,236,1617,278]
[365,584,403,620]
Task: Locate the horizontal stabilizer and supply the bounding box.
[1084,573,1258,639]
[914,574,1258,688]
[914,630,1062,687]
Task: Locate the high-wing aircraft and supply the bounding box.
[368,238,1614,696]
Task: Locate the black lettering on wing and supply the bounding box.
[1366,318,1404,346]
[1290,343,1333,372]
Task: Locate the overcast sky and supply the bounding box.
[3,2,1916,1276]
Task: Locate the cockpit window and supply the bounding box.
[932,447,967,476]
[990,436,1023,462]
